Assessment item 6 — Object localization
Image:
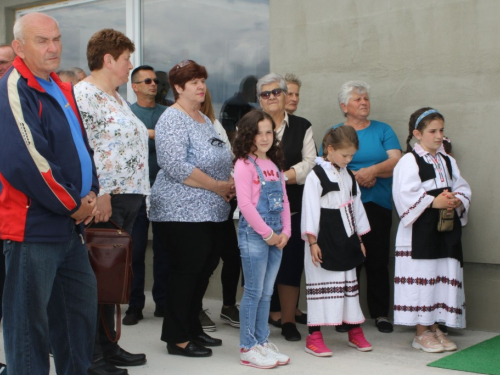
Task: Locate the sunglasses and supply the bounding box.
[209,137,225,147]
[176,60,191,70]
[259,88,285,99]
[133,78,159,85]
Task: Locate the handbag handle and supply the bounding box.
[85,218,127,233]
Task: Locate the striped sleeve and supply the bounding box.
[0,70,81,215]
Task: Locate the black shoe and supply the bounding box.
[122,306,143,326]
[88,358,128,375]
[335,323,349,333]
[0,363,6,375]
[154,305,166,318]
[281,322,301,341]
[193,332,222,347]
[167,342,212,357]
[438,324,448,335]
[295,312,308,325]
[268,316,282,328]
[104,347,146,367]
[375,317,394,333]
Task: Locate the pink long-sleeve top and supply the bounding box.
[234,156,292,239]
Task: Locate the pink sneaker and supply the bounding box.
[305,331,333,357]
[348,327,373,352]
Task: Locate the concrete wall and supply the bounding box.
[269,0,500,331]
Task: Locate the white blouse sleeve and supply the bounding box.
[292,127,317,185]
[354,181,371,236]
[393,154,435,228]
[301,171,322,241]
[449,156,471,225]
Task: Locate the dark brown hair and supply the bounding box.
[406,107,445,153]
[168,60,208,101]
[200,87,215,123]
[86,29,135,72]
[232,110,284,170]
[322,125,359,158]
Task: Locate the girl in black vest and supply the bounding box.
[393,108,471,353]
[301,126,373,355]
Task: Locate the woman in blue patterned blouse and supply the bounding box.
[150,60,235,358]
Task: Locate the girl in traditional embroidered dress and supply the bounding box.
[393,108,471,353]
[301,126,372,356]
[233,110,291,369]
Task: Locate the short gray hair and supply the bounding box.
[13,12,59,44]
[56,69,77,79]
[338,80,370,116]
[256,73,287,97]
[284,73,301,87]
[72,67,85,75]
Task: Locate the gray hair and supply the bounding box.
[284,73,302,87]
[256,73,287,97]
[56,69,77,79]
[338,80,370,116]
[13,13,59,44]
[72,67,85,75]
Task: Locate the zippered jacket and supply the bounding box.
[0,57,99,242]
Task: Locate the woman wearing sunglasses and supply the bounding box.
[257,73,317,342]
[149,60,235,358]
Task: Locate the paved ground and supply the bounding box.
[1,292,492,375]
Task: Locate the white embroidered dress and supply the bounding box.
[392,144,471,328]
[301,157,370,326]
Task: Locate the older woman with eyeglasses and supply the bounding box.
[150,60,235,358]
[257,73,316,342]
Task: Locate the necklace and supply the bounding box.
[176,101,200,121]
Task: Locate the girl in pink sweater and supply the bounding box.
[233,110,291,369]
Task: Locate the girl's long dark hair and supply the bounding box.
[406,107,445,153]
[232,110,285,170]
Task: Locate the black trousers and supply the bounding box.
[157,221,225,344]
[93,194,143,359]
[270,213,304,312]
[357,202,392,319]
[219,199,240,306]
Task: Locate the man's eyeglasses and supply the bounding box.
[133,78,159,85]
[176,60,191,70]
[209,137,225,147]
[259,88,285,99]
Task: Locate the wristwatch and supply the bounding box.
[284,174,289,183]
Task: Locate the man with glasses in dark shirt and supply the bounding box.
[122,65,169,326]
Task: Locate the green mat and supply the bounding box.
[428,335,500,375]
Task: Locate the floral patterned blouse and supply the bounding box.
[75,81,150,196]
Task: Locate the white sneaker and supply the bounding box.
[262,342,290,365]
[240,345,279,369]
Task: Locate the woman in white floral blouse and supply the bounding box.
[75,29,149,375]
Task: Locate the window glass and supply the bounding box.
[27,0,126,78]
[143,0,269,135]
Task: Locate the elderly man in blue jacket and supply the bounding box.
[0,12,98,375]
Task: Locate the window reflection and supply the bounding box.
[36,0,126,77]
[143,0,269,132]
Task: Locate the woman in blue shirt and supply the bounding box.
[320,80,401,333]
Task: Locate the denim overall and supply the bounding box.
[239,157,285,349]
